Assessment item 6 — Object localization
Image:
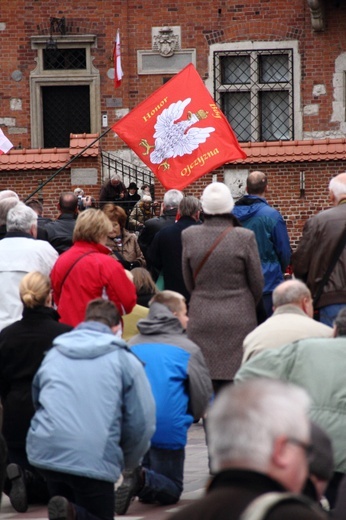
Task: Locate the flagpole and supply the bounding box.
[24,127,112,202]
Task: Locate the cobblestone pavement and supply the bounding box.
[1,422,209,520]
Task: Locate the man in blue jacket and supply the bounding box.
[115,290,212,514]
[232,171,291,317]
[26,298,156,520]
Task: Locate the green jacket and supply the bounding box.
[236,337,346,473]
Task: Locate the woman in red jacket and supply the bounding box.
[50,209,137,327]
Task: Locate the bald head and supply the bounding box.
[58,192,78,214]
[247,171,268,195]
[273,279,313,317]
[329,173,346,205]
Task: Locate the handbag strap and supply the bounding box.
[313,224,346,307]
[193,225,233,281]
[58,251,97,294]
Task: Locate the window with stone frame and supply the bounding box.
[30,35,101,148]
[214,48,294,143]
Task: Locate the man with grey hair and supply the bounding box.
[0,203,58,330]
[0,197,19,240]
[236,306,346,508]
[138,189,184,274]
[170,379,325,520]
[292,172,346,326]
[149,195,201,301]
[242,279,332,363]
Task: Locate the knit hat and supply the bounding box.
[309,422,334,481]
[201,182,234,215]
[142,195,152,202]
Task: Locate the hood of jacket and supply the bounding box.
[53,321,127,359]
[233,195,268,222]
[137,302,183,336]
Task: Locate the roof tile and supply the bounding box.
[0,133,100,171]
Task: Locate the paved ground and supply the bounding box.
[1,422,210,520]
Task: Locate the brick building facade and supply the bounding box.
[0,0,345,246]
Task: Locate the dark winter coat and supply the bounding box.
[149,216,200,302]
[168,469,326,520]
[99,180,127,206]
[45,213,77,255]
[291,202,346,308]
[138,208,178,261]
[0,306,72,449]
[182,216,264,380]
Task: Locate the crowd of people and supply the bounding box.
[1,170,346,520]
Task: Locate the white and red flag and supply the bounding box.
[112,64,246,190]
[0,128,13,155]
[113,29,123,88]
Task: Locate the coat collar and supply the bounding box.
[208,469,286,494]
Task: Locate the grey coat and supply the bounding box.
[182,216,264,380]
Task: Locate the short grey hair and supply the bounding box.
[334,307,346,337]
[0,198,19,226]
[0,190,19,202]
[329,174,346,202]
[272,279,311,308]
[6,202,37,233]
[163,189,184,209]
[207,379,310,473]
[179,195,201,217]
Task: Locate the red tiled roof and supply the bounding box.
[236,138,346,164]
[69,133,100,157]
[0,133,100,171]
[2,136,346,171]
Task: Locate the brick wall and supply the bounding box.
[2,1,346,247]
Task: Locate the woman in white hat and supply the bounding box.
[182,182,264,393]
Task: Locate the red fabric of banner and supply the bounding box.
[112,64,246,190]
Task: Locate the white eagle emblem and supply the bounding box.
[140,98,215,171]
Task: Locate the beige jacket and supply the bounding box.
[242,304,333,363]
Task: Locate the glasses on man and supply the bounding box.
[287,437,314,462]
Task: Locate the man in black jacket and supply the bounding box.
[45,192,78,255]
[149,196,201,302]
[169,379,326,520]
[138,189,183,277]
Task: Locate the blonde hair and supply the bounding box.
[73,209,112,243]
[19,271,51,309]
[150,290,186,314]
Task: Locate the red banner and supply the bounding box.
[112,64,246,190]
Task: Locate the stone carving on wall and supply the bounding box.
[138,26,195,75]
[153,26,179,57]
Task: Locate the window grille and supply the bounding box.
[42,85,90,148]
[43,48,87,70]
[214,49,294,142]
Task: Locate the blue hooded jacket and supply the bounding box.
[26,321,156,482]
[232,195,291,294]
[129,302,212,450]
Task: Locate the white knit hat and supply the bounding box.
[201,182,234,215]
